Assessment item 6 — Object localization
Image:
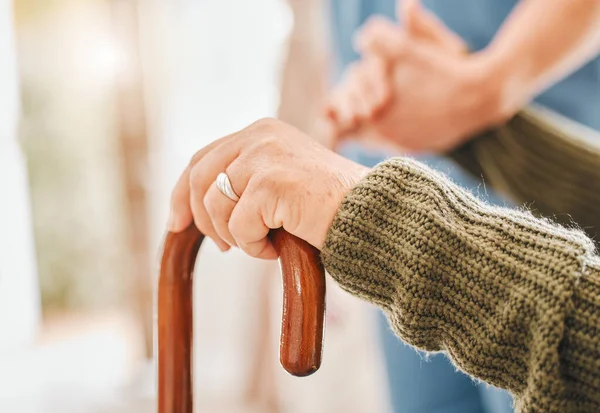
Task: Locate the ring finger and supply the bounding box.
[188,141,243,250]
[204,180,238,247]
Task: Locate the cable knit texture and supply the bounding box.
[321,158,600,413]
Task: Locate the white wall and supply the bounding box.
[141,1,294,408]
[0,0,41,352]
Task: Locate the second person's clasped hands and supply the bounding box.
[325,0,512,153]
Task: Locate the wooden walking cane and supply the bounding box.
[158,224,326,413]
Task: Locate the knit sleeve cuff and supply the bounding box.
[321,157,598,409]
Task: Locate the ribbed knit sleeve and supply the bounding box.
[321,157,600,413]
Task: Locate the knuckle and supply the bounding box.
[247,135,283,159]
[252,170,277,191]
[259,133,280,148]
[244,118,287,152]
[249,117,279,134]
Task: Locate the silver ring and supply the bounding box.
[216,172,240,202]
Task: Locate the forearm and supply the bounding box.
[322,158,600,412]
[481,0,600,116]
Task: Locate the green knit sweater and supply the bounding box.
[321,158,600,413]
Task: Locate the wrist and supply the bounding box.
[470,48,529,125]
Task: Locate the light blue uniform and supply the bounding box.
[328,1,600,412]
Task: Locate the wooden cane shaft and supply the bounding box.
[158,225,325,413]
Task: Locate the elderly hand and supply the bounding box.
[326,0,508,152]
[167,118,369,259]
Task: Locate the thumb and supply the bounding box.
[400,0,467,54]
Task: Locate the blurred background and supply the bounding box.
[0,0,390,412]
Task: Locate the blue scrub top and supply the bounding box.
[330,0,600,131]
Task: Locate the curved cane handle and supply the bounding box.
[158,225,326,413]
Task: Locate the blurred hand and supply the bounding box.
[326,0,506,152]
[168,118,369,259]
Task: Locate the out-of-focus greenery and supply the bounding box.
[16,0,130,313]
[20,86,124,312]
